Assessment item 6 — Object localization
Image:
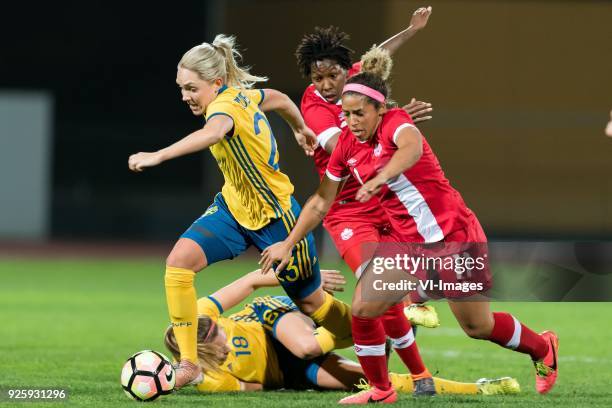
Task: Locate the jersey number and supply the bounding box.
[253,112,279,171]
[232,336,251,356]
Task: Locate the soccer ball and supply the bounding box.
[121,350,175,401]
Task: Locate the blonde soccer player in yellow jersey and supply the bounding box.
[128,34,352,388]
[163,268,520,395]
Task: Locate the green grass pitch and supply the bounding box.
[1,257,611,407]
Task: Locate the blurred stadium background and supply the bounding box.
[1,1,612,406]
[1,0,611,245]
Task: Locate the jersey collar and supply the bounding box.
[217,84,228,95]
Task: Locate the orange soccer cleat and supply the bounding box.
[339,384,397,405]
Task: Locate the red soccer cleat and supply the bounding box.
[534,331,559,394]
[339,385,397,404]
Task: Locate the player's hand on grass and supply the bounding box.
[294,126,318,157]
[409,6,432,31]
[128,151,163,172]
[321,269,346,294]
[259,242,292,275]
[356,176,385,203]
[403,98,433,124]
[605,109,612,137]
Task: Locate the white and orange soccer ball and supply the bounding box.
[121,350,175,401]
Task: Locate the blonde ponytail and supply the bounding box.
[178,34,267,89]
[360,46,393,81]
[212,34,267,88]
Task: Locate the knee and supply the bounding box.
[166,250,205,272]
[351,300,384,319]
[460,320,491,339]
[293,339,323,360]
[294,298,319,315]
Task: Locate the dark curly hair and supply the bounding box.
[295,26,353,77]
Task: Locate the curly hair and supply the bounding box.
[295,26,353,77]
[345,46,393,109]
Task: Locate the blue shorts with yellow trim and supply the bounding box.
[181,193,321,300]
[243,296,298,337]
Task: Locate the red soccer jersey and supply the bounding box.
[300,62,385,223]
[326,108,474,243]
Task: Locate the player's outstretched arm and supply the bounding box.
[207,270,280,312]
[379,6,432,55]
[128,115,233,172]
[356,126,423,202]
[260,176,341,274]
[258,88,318,156]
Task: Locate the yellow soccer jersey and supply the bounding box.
[195,296,284,392]
[205,86,294,230]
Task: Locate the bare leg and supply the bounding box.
[315,354,364,390]
[273,312,323,360]
[447,300,494,339]
[166,237,208,272]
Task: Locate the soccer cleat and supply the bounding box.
[173,360,203,389]
[404,304,440,328]
[413,377,436,397]
[533,331,559,394]
[476,377,521,395]
[340,381,397,404]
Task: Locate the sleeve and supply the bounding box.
[301,98,341,149]
[325,134,350,182]
[196,370,241,392]
[197,296,223,321]
[244,89,265,106]
[205,100,236,138]
[384,110,419,146]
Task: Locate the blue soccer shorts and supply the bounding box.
[181,193,321,300]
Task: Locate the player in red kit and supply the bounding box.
[261,48,559,404]
[295,7,433,277]
[295,8,440,329]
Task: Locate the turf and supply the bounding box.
[1,257,611,407]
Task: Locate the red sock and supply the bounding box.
[352,315,391,390]
[489,312,548,360]
[381,303,428,377]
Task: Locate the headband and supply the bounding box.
[342,83,385,103]
[203,320,217,342]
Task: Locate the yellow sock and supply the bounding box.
[390,373,479,395]
[165,266,198,364]
[313,327,336,354]
[312,327,353,354]
[390,373,414,392]
[309,292,352,342]
[432,377,478,395]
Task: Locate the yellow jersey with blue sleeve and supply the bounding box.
[195,295,284,392]
[205,86,294,230]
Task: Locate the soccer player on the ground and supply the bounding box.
[295,8,439,330]
[261,48,559,404]
[163,268,520,396]
[128,35,352,388]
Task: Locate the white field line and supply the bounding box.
[418,349,608,365]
